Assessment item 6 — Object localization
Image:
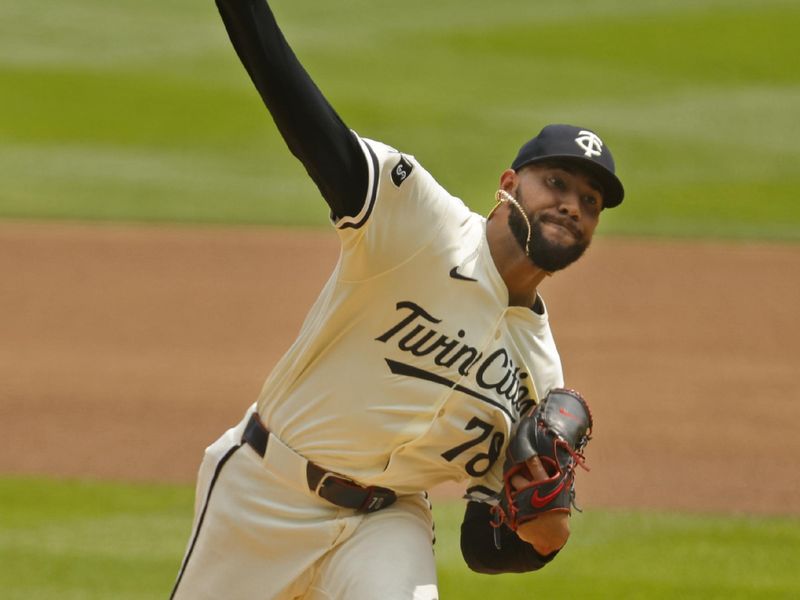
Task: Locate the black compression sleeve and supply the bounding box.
[216,0,368,219]
[460,501,559,574]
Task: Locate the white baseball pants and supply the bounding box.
[170,405,439,600]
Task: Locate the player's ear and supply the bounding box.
[498,168,517,193]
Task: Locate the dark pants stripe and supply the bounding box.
[169,443,243,599]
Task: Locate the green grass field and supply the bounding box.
[1,0,799,238]
[1,478,798,599]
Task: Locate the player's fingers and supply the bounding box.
[525,456,550,481]
[510,473,528,489]
[510,456,549,489]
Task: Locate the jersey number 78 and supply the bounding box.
[441,416,505,477]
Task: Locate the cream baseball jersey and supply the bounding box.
[256,135,564,497]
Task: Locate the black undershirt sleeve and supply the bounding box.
[460,501,560,574]
[215,0,368,219]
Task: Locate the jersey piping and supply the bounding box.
[334,134,379,230]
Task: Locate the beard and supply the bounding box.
[507,193,590,272]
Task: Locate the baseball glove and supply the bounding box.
[491,388,592,534]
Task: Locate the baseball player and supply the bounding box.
[170,1,624,598]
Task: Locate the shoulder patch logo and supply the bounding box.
[390,156,414,187]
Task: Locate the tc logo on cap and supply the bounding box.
[575,130,603,158]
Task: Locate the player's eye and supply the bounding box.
[546,175,565,190]
[581,194,603,214]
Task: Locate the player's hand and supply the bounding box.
[512,456,571,555]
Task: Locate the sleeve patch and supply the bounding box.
[390,155,414,187]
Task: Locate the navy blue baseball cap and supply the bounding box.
[511,124,625,208]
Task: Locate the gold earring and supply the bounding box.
[487,189,509,219]
[493,189,532,256]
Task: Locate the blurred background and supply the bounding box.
[1,1,799,598]
[2,0,799,237]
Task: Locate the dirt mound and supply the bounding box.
[1,222,798,514]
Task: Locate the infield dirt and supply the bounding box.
[1,222,798,515]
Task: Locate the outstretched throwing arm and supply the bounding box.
[216,0,368,218]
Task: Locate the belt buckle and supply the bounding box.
[313,471,394,512]
[313,471,340,496]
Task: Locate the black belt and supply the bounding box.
[242,412,397,513]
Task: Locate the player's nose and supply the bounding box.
[557,192,581,220]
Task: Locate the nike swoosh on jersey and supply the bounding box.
[449,266,478,282]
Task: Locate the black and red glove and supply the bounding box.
[491,388,593,534]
